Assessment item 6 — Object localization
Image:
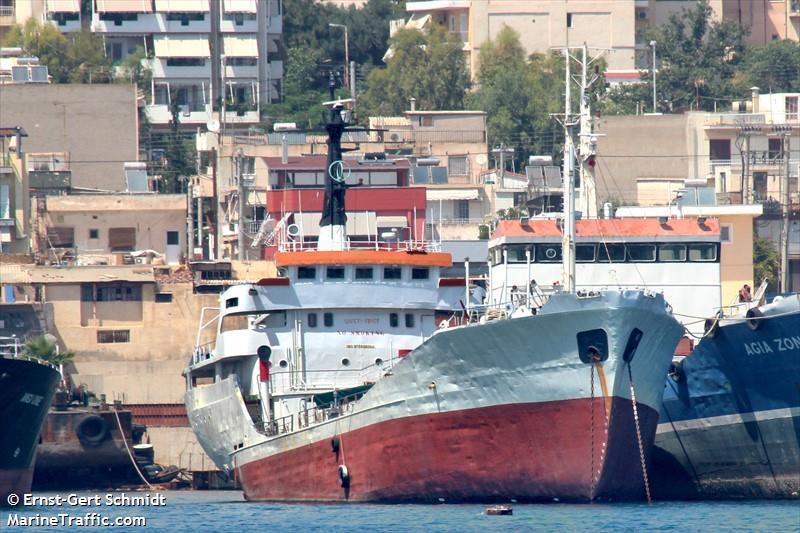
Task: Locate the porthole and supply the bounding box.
[374,358,384,366]
[278,359,288,368]
[341,357,351,367]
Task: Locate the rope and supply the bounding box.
[590,360,596,498]
[113,408,153,489]
[627,362,652,504]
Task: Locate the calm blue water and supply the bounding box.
[3,491,798,533]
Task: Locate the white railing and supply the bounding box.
[277,238,442,253]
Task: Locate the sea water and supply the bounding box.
[2,491,798,532]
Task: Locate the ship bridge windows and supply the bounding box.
[536,244,562,262]
[506,245,532,263]
[297,266,316,280]
[576,244,596,262]
[658,244,687,262]
[221,311,286,333]
[411,267,430,280]
[626,244,656,262]
[355,267,374,280]
[383,267,402,280]
[326,266,345,280]
[597,243,626,263]
[688,243,717,262]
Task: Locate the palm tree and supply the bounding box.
[24,335,74,366]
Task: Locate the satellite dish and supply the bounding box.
[476,154,488,165]
[206,119,220,133]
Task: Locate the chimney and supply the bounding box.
[409,97,416,112]
[750,86,760,113]
[281,134,288,164]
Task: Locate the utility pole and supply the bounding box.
[236,148,246,261]
[780,130,790,292]
[650,40,657,113]
[187,181,194,263]
[211,147,219,260]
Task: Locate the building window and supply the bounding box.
[768,138,783,161]
[228,57,258,67]
[566,12,573,28]
[166,12,205,23]
[786,96,799,121]
[383,267,402,280]
[419,116,433,127]
[355,267,374,280]
[47,227,75,248]
[307,312,317,328]
[97,330,130,343]
[411,267,429,280]
[108,227,136,252]
[389,313,399,327]
[323,312,333,327]
[166,57,205,67]
[297,267,316,279]
[448,156,468,176]
[89,229,99,239]
[81,283,142,302]
[0,184,9,219]
[155,293,173,303]
[455,199,469,220]
[709,139,731,161]
[720,225,732,243]
[405,313,415,328]
[326,266,345,280]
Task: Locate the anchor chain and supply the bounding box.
[627,362,652,504]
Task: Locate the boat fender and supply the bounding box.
[338,464,350,488]
[745,308,764,330]
[75,415,109,446]
[704,318,719,338]
[331,436,340,453]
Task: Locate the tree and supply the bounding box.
[360,25,469,116]
[753,237,780,293]
[737,40,800,94]
[3,18,110,83]
[159,100,195,193]
[261,45,329,129]
[24,336,74,366]
[638,0,747,112]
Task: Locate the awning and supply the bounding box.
[154,0,209,12]
[223,0,257,12]
[154,35,210,58]
[376,216,408,228]
[426,188,480,201]
[223,35,258,58]
[295,212,377,237]
[96,0,153,13]
[406,13,431,31]
[46,0,80,12]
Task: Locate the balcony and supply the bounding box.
[708,113,767,127]
[92,13,161,34]
[223,109,260,124]
[224,63,258,79]
[220,16,258,33]
[45,13,81,32]
[146,103,211,125]
[28,171,71,190]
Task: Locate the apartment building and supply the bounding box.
[1,0,283,128]
[394,0,638,80]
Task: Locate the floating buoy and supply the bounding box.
[486,505,513,516]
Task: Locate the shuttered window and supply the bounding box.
[47,227,75,247]
[108,227,136,252]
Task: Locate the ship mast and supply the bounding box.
[561,47,576,291]
[318,84,348,251]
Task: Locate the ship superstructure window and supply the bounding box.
[226,297,238,308]
[626,244,656,262]
[405,313,415,328]
[507,245,531,263]
[383,267,402,280]
[389,313,399,327]
[355,267,374,280]
[688,243,717,262]
[326,267,345,280]
[536,244,562,262]
[297,267,316,280]
[307,313,317,327]
[597,243,626,263]
[324,312,333,327]
[576,244,595,262]
[658,244,687,262]
[411,268,429,280]
[97,330,130,343]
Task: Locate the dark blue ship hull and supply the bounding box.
[651,296,800,499]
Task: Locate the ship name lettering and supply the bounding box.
[744,340,773,355]
[773,336,800,352]
[20,392,44,406]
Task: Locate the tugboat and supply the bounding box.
[0,336,59,504]
[652,293,800,499]
[183,92,683,502]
